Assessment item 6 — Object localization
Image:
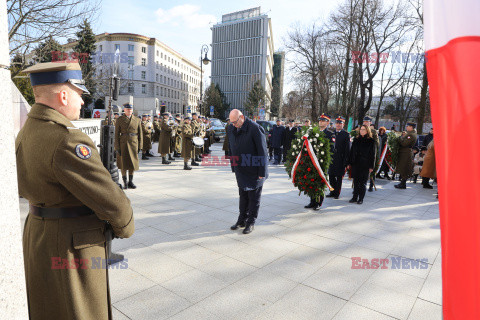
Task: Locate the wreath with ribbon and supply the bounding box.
[284,126,333,201]
[386,131,401,170]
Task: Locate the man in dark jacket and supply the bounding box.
[327,116,351,199]
[228,109,269,234]
[423,128,433,147]
[271,119,286,165]
[283,120,298,163]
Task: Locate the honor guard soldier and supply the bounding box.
[305,113,333,210]
[17,62,135,320]
[115,103,143,189]
[112,112,119,125]
[141,114,152,160]
[174,114,183,157]
[152,115,161,142]
[327,116,351,199]
[158,112,173,164]
[363,116,379,191]
[191,113,202,162]
[181,115,196,170]
[394,122,418,189]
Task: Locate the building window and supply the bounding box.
[99,45,103,52]
[156,74,159,82]
[141,58,146,66]
[128,44,134,51]
[115,44,120,51]
[156,50,159,56]
[128,83,134,93]
[142,47,146,53]
[128,56,134,66]
[142,84,146,94]
[156,86,159,95]
[128,70,134,79]
[141,71,146,79]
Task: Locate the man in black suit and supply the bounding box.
[283,119,298,162]
[227,109,269,234]
[271,119,286,165]
[305,113,333,210]
[326,116,351,199]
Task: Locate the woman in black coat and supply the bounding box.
[347,125,376,204]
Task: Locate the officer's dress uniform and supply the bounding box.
[181,121,195,169]
[175,119,183,156]
[158,117,173,163]
[141,119,152,158]
[114,112,143,188]
[152,119,161,142]
[328,121,351,199]
[191,118,202,160]
[16,61,135,320]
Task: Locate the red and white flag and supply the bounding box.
[425,0,480,318]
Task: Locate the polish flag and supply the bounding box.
[424,0,480,318]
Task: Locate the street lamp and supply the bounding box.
[199,44,210,115]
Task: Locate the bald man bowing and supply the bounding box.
[227,109,269,234]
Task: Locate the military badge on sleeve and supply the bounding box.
[75,144,92,160]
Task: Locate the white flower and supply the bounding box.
[316,134,319,138]
[304,148,307,151]
[320,143,324,147]
[292,145,297,149]
[313,138,317,142]
[320,159,323,163]
[292,152,295,156]
[321,151,324,155]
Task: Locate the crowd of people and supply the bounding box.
[263,114,436,207]
[111,104,217,189]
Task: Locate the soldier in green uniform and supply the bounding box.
[115,103,143,189]
[362,116,379,192]
[158,112,172,164]
[174,114,183,157]
[152,115,161,143]
[112,112,119,126]
[16,62,134,320]
[191,113,202,162]
[141,114,152,160]
[395,122,418,189]
[181,116,196,170]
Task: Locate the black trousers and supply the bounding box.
[353,170,369,201]
[237,186,263,225]
[329,175,344,197]
[310,195,324,206]
[273,147,283,164]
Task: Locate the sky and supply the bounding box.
[95,0,346,94]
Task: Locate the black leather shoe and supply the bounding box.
[349,198,357,203]
[243,224,254,234]
[376,174,384,179]
[147,152,155,157]
[162,157,171,164]
[184,163,192,170]
[423,184,433,189]
[304,201,315,209]
[127,181,136,189]
[368,186,373,192]
[312,203,320,211]
[230,223,246,230]
[326,194,335,198]
[142,154,149,160]
[394,183,406,189]
[122,177,128,189]
[168,154,175,161]
[334,196,339,199]
[191,160,199,166]
[357,200,363,204]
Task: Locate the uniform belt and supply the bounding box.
[120,133,138,136]
[29,205,94,219]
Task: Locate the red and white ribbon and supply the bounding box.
[375,143,388,175]
[291,134,334,191]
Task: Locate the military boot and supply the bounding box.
[368,180,374,192]
[394,179,407,189]
[191,159,200,166]
[184,162,192,170]
[127,175,136,189]
[122,176,128,189]
[168,153,175,161]
[142,153,149,160]
[162,157,171,164]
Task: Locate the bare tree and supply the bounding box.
[8,0,100,76]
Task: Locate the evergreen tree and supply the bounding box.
[215,84,229,120]
[11,55,35,105]
[204,83,223,119]
[34,36,63,63]
[74,19,97,112]
[244,80,265,118]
